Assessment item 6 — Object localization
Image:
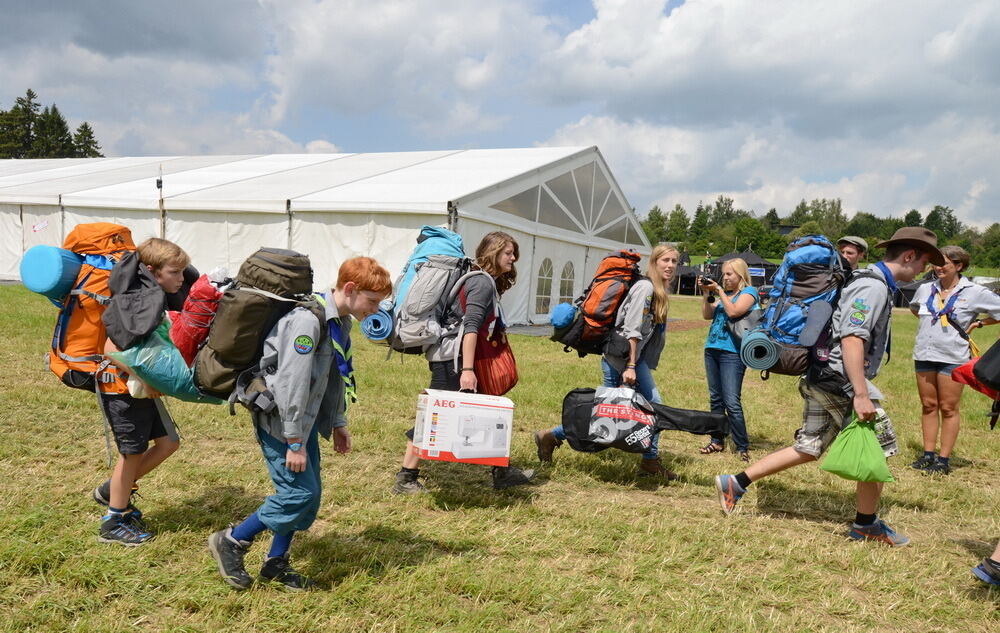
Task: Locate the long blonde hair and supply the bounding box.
[646,244,679,324]
[475,231,519,295]
[723,258,752,291]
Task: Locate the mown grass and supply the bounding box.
[0,284,997,632]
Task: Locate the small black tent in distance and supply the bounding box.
[708,250,779,287]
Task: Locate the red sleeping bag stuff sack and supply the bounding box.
[169,274,223,366]
[952,356,999,400]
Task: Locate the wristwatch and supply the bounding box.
[288,441,303,452]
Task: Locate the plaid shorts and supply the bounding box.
[793,379,880,457]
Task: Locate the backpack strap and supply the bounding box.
[450,270,500,372]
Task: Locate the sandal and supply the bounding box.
[700,442,725,454]
[739,451,751,463]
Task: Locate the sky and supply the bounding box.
[1,0,998,228]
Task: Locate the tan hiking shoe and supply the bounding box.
[638,457,678,481]
[534,430,563,462]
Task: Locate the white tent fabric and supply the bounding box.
[0,147,649,324]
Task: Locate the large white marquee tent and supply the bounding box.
[0,146,650,324]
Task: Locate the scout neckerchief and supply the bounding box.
[317,293,357,405]
[925,279,965,328]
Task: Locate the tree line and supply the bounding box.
[0,89,103,159]
[642,196,1000,269]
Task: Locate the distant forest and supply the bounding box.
[0,89,103,159]
[641,196,1000,268]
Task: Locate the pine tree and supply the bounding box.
[641,205,668,244]
[903,209,923,227]
[665,204,690,242]
[689,203,709,241]
[30,104,74,158]
[72,122,103,157]
[0,89,40,158]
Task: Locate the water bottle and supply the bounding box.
[873,407,898,458]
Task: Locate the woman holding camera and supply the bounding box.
[698,258,759,461]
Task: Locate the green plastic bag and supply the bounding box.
[819,415,895,482]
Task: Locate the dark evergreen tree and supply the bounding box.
[30,104,74,158]
[762,208,780,230]
[689,202,709,241]
[72,122,103,157]
[0,89,40,158]
[903,209,923,227]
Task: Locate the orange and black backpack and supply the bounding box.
[551,250,642,357]
[46,223,136,394]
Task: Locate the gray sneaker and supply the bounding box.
[208,527,253,590]
[392,470,428,495]
[491,465,535,490]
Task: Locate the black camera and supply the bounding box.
[699,274,718,286]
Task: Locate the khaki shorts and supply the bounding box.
[793,379,879,458]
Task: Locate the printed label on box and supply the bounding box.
[412,389,513,466]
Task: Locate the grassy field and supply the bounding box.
[0,284,997,632]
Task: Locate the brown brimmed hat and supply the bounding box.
[876,227,945,266]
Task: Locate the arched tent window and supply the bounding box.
[535,258,553,315]
[559,262,575,303]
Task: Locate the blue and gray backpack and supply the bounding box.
[741,235,848,377]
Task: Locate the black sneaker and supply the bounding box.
[208,527,253,590]
[392,470,428,495]
[93,480,143,522]
[98,512,153,546]
[260,554,315,591]
[491,465,535,490]
[910,454,936,470]
[924,460,951,475]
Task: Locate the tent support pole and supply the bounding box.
[447,201,457,231]
[286,199,292,249]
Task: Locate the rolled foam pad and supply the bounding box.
[19,245,82,304]
[741,330,780,370]
[550,302,577,329]
[361,308,393,341]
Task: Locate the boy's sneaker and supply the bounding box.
[98,512,153,546]
[260,554,315,591]
[208,527,253,590]
[971,557,1000,586]
[923,460,951,475]
[848,519,910,546]
[491,465,535,490]
[715,474,745,516]
[392,470,428,495]
[910,454,936,470]
[93,480,143,521]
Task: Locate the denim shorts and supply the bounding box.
[914,360,962,376]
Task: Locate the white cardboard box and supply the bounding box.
[411,389,513,466]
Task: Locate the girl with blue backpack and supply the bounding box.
[698,258,759,462]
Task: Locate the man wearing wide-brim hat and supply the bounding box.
[715,227,944,547]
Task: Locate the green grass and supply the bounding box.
[0,285,998,632]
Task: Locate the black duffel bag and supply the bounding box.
[973,338,1000,391]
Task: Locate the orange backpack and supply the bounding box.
[48,223,136,394]
[551,250,642,357]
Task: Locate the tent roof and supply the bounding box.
[0,147,597,213]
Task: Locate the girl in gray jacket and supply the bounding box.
[534,244,680,478]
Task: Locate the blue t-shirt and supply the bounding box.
[705,287,760,353]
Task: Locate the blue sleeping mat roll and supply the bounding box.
[20,245,82,304]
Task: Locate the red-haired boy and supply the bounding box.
[208,256,391,590]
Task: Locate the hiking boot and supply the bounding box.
[923,460,951,475]
[637,457,678,480]
[208,527,253,590]
[98,512,153,546]
[260,554,315,591]
[848,519,910,547]
[715,474,745,516]
[534,430,562,462]
[93,479,143,522]
[491,465,535,489]
[972,557,1000,586]
[910,454,936,470]
[392,470,428,495]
